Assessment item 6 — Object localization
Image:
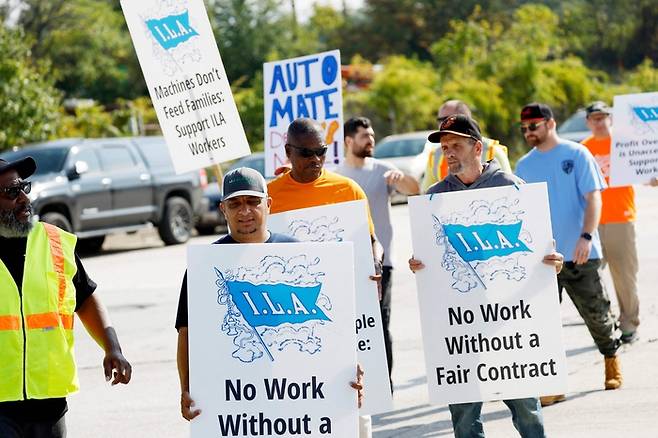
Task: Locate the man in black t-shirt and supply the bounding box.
[0,157,131,438]
[176,167,364,420]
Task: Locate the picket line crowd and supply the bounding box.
[1,98,656,438]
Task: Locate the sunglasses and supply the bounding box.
[520,120,547,134]
[0,181,31,200]
[288,144,328,158]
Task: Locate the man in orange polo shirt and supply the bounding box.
[582,101,639,343]
[268,117,382,438]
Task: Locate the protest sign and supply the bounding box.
[610,92,658,186]
[263,50,344,176]
[268,200,393,415]
[187,242,358,438]
[409,183,567,405]
[121,0,250,174]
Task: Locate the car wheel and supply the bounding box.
[158,196,193,245]
[41,212,73,233]
[77,236,105,254]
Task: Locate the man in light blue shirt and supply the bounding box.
[515,103,622,405]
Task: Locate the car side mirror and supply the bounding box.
[67,161,89,180]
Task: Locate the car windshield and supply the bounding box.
[559,111,588,133]
[0,146,70,176]
[230,156,265,175]
[374,138,426,158]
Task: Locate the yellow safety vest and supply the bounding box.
[0,222,79,402]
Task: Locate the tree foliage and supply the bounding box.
[0,26,60,150]
[2,0,658,149]
[17,0,144,103]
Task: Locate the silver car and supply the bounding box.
[374,130,434,203]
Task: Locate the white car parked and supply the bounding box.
[374,130,434,203]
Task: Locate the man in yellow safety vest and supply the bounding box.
[0,156,131,438]
[421,100,512,192]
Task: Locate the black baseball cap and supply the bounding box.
[520,102,554,121]
[0,156,36,179]
[221,167,268,201]
[428,114,483,143]
[585,101,611,116]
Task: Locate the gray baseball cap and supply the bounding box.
[586,101,611,116]
[221,167,268,201]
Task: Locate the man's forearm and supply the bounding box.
[395,175,421,195]
[582,190,602,234]
[76,294,121,354]
[177,327,190,392]
[371,237,384,266]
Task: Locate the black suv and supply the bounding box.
[0,137,204,251]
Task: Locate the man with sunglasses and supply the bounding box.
[267,118,379,245]
[515,103,622,406]
[421,100,512,192]
[0,157,131,438]
[267,117,383,438]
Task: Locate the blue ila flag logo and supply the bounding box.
[227,280,331,328]
[146,10,199,50]
[443,222,531,262]
[632,106,658,123]
[433,203,533,293]
[214,255,332,363]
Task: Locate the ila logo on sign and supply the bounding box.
[632,106,658,123]
[146,10,198,50]
[443,222,531,262]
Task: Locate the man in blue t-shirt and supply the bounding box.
[515,103,622,405]
[175,167,365,420]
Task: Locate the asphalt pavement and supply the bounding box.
[67,186,658,437]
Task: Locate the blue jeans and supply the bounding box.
[449,398,545,438]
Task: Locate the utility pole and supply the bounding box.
[290,0,298,42]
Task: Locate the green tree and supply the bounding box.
[17,0,144,103]
[0,27,60,150]
[208,0,292,85]
[366,56,440,134]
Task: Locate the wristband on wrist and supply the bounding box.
[580,232,592,241]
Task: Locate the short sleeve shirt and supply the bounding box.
[582,135,636,223]
[515,140,606,262]
[267,169,376,237]
[175,232,298,329]
[334,158,396,266]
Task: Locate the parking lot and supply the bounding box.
[67,186,658,437]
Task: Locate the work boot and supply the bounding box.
[604,356,622,390]
[540,394,566,407]
[620,331,638,344]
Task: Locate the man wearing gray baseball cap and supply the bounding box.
[175,167,365,420]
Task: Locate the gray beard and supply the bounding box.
[0,207,34,238]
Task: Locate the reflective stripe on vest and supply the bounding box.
[0,222,79,402]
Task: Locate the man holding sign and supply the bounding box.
[582,101,641,343]
[409,115,564,438]
[267,118,385,438]
[175,167,364,421]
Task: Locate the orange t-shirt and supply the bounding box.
[582,135,636,223]
[267,169,376,236]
